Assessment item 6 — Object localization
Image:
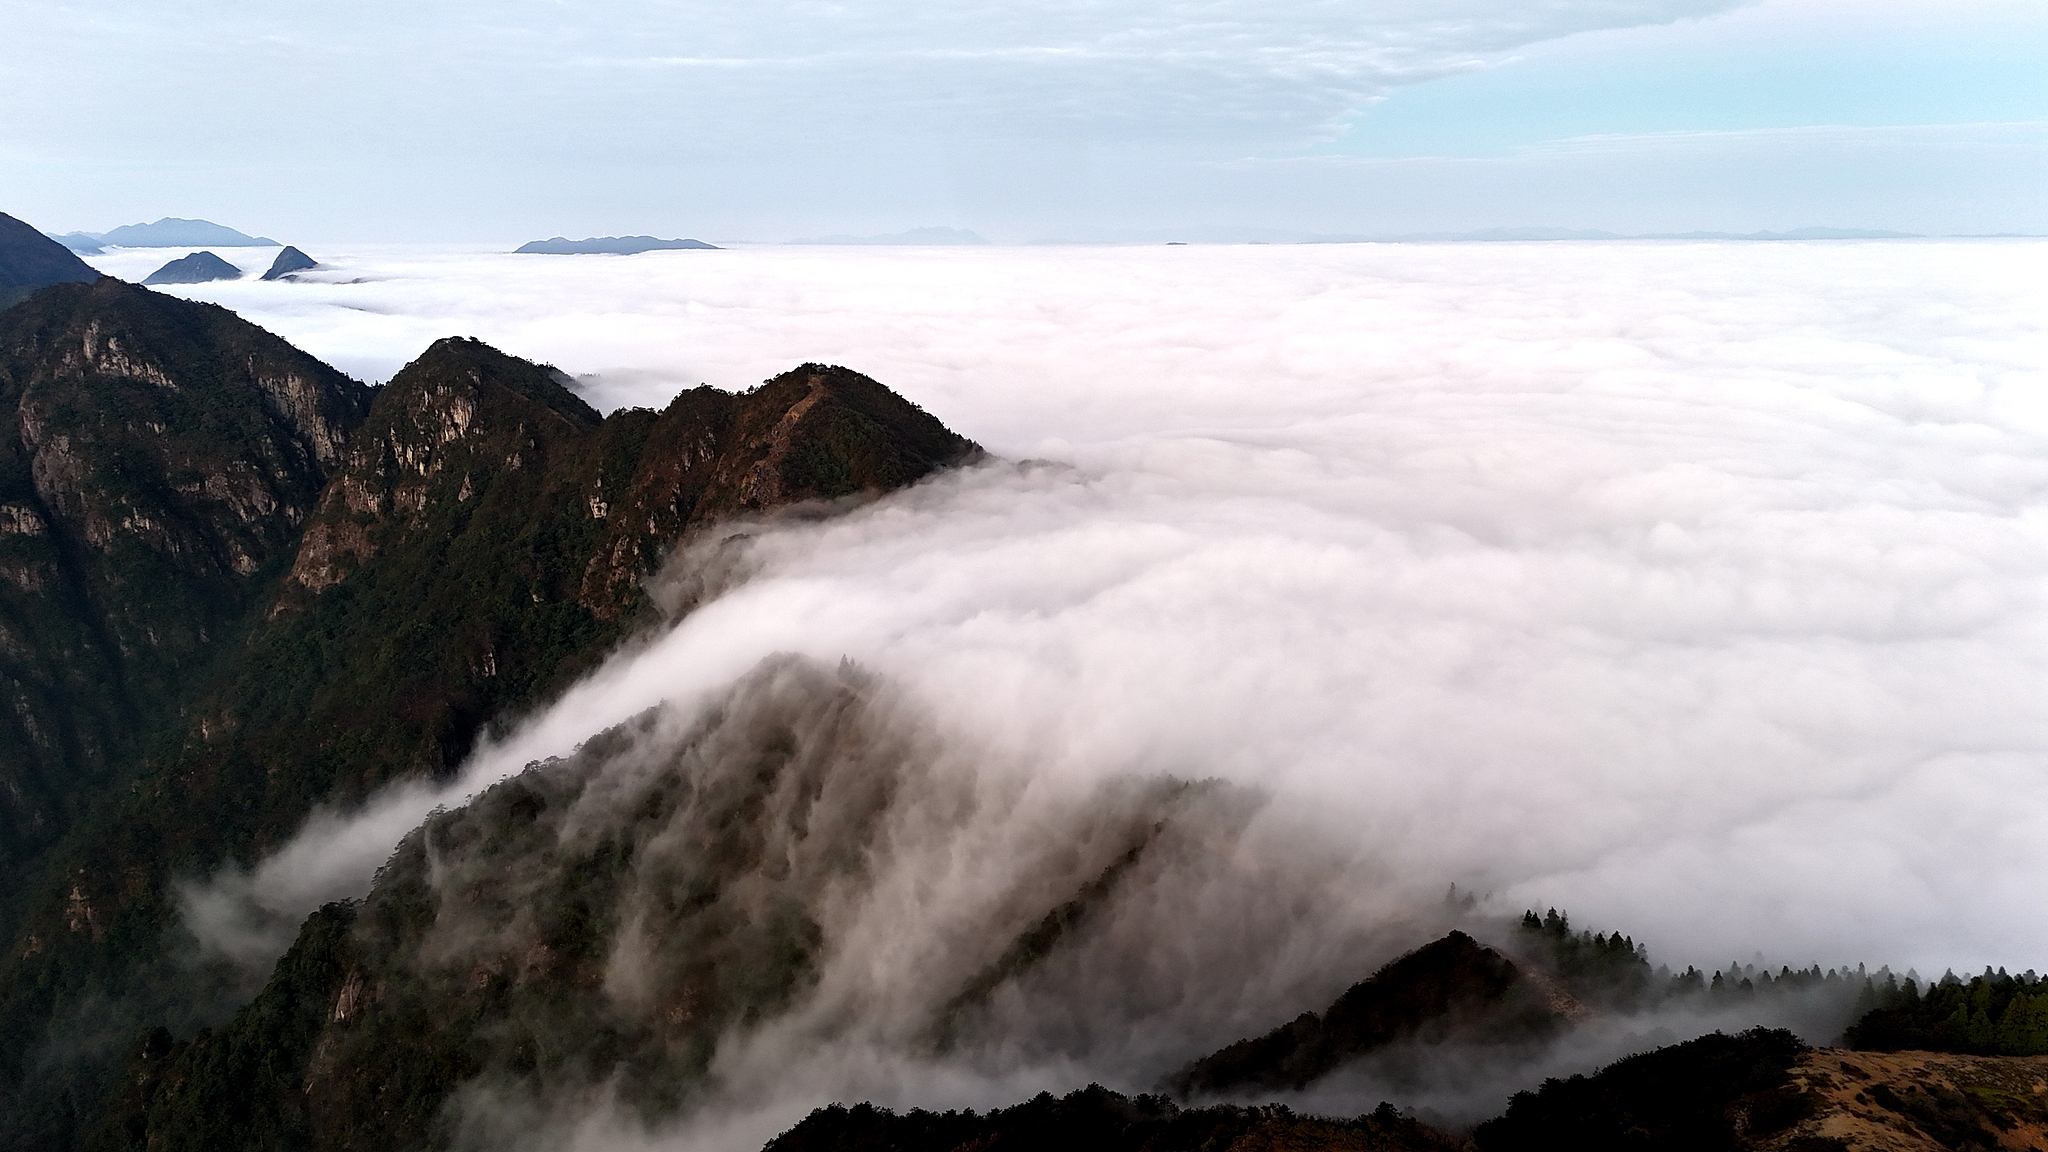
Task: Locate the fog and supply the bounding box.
[162,240,2045,1140]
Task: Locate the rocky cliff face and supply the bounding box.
[280,347,976,622]
[0,277,370,886]
[0,333,977,1152]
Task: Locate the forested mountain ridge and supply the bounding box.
[0,278,371,908]
[91,657,1219,1152]
[1170,932,1570,1097]
[0,283,980,1152]
[0,246,2036,1152]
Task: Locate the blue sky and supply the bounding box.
[1,0,2040,239]
[1331,0,2045,157]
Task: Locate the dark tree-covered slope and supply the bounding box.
[1475,1027,2048,1152]
[0,338,977,1152]
[762,1085,1464,1152]
[0,215,101,310]
[1846,969,2048,1057]
[1474,1028,1814,1151]
[0,277,371,901]
[1171,931,1571,1097]
[96,657,1225,1152]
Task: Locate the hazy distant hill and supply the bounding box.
[793,226,989,245]
[0,212,101,308]
[1637,226,1923,240]
[46,232,104,255]
[95,218,278,247]
[143,251,244,285]
[515,235,719,254]
[1029,224,1934,244]
[1361,226,1921,242]
[1382,226,1623,241]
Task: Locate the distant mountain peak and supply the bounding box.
[515,235,719,254]
[46,231,105,254]
[95,218,279,247]
[143,251,244,285]
[260,245,319,281]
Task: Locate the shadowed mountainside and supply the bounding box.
[1171,933,1569,1098]
[1474,1028,2048,1152]
[0,277,372,911]
[0,314,978,1152]
[0,215,101,310]
[141,253,243,286]
[91,657,1252,1151]
[261,247,318,281]
[763,1086,1465,1152]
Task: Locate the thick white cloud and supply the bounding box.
[157,240,2045,1146]
[170,240,2048,991]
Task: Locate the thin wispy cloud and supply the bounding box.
[15,0,2034,236]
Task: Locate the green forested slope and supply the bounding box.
[0,311,977,1151]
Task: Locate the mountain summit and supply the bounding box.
[0,333,979,1148]
[94,218,278,247]
[143,251,244,285]
[261,246,319,280]
[0,276,371,891]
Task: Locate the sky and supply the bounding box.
[4,0,2042,240]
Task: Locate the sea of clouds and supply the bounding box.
[134,241,2046,1136]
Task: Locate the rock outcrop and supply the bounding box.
[143,251,244,285]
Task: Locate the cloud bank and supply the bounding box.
[173,240,2046,1137]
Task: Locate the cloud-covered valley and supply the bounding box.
[158,240,2046,1141]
